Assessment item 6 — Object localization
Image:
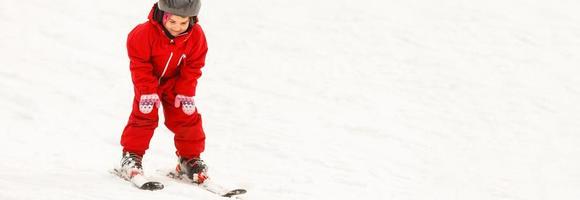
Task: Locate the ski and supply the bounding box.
[110,168,164,191]
[165,170,247,198]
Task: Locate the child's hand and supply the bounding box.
[139,94,160,114]
[174,94,196,115]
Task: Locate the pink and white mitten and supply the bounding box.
[139,94,160,114]
[174,94,196,115]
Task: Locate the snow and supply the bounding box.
[1,0,580,199]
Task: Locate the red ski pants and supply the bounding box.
[120,79,205,158]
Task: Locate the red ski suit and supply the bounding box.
[121,4,208,158]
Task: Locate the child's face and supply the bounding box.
[164,15,190,37]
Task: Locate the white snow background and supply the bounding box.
[1,0,579,199]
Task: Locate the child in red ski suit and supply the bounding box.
[119,0,209,183]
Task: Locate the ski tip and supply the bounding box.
[222,189,247,197]
[140,182,165,191]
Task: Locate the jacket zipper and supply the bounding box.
[158,53,187,84]
[177,54,186,66]
[159,52,173,83]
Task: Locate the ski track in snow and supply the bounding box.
[1,0,580,199]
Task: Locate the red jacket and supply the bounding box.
[127,4,208,97]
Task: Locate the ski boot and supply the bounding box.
[115,152,164,190]
[176,156,208,183]
[119,152,144,180]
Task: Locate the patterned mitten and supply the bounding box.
[174,94,196,115]
[139,94,160,114]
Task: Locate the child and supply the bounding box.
[119,0,209,183]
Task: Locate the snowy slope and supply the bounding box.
[1,0,580,199]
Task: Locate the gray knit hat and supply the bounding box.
[158,0,201,17]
